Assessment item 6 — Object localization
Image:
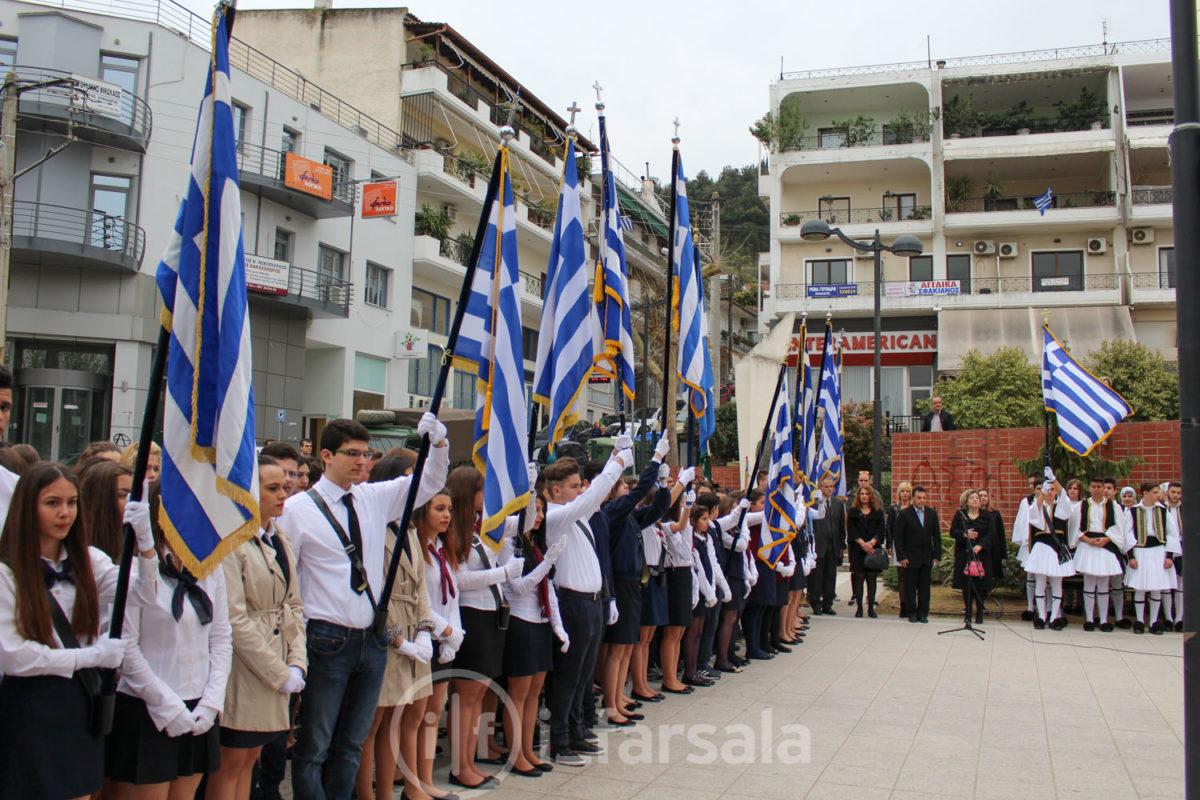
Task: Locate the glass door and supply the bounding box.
[58,389,93,464]
[14,368,108,462]
[22,387,55,460]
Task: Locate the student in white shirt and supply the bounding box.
[106,481,233,794]
[1069,477,1127,633]
[0,462,157,800]
[658,476,696,694]
[279,415,449,800]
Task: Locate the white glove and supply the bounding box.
[658,463,671,486]
[704,588,718,607]
[76,636,125,670]
[163,708,195,738]
[684,490,696,508]
[437,644,457,664]
[504,557,526,580]
[445,626,465,652]
[654,433,671,460]
[544,536,568,563]
[615,431,634,451]
[737,498,751,511]
[607,601,619,626]
[552,622,571,653]
[615,448,634,470]
[676,466,695,486]
[413,630,433,662]
[190,705,218,735]
[124,498,154,553]
[777,562,796,578]
[1044,465,1056,483]
[397,637,430,664]
[418,412,448,446]
[717,582,730,603]
[527,461,539,486]
[1042,480,1054,495]
[743,580,753,599]
[279,665,305,695]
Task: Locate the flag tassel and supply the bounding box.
[374,148,506,637]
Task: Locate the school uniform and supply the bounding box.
[380,525,433,706]
[740,510,773,658]
[718,509,751,611]
[107,560,233,784]
[424,536,461,683]
[219,522,306,747]
[663,515,697,626]
[605,459,669,645]
[504,533,564,677]
[1165,500,1184,629]
[640,521,670,627]
[0,547,158,800]
[454,524,518,681]
[1012,493,1037,616]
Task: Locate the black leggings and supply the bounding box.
[851,571,878,609]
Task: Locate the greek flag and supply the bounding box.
[1034,187,1054,215]
[154,6,259,578]
[695,251,716,456]
[451,147,530,547]
[533,137,596,452]
[619,215,634,231]
[794,324,817,506]
[761,373,798,567]
[592,112,636,407]
[672,152,707,422]
[816,323,845,497]
[1042,326,1132,456]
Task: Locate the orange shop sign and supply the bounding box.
[284,153,333,199]
[362,182,397,217]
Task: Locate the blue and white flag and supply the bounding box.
[1034,187,1054,215]
[155,7,258,577]
[1042,326,1132,456]
[761,373,798,567]
[816,323,845,497]
[592,112,636,408]
[533,137,596,452]
[794,324,817,506]
[451,147,530,547]
[672,152,707,423]
[695,251,716,456]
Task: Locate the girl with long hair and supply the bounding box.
[77,460,133,561]
[847,485,885,618]
[0,462,158,800]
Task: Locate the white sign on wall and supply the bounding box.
[394,330,430,359]
[70,75,123,118]
[245,254,290,295]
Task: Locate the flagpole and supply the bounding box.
[595,98,625,433]
[662,143,679,458]
[812,315,832,467]
[737,360,788,532]
[374,138,507,636]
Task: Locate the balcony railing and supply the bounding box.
[1132,186,1173,205]
[780,206,932,227]
[522,271,543,299]
[12,200,145,269]
[1130,271,1176,291]
[774,273,1120,300]
[14,64,152,149]
[780,125,931,153]
[944,115,1109,139]
[236,142,355,205]
[947,190,1115,213]
[250,265,351,317]
[527,205,556,231]
[438,236,471,266]
[1127,108,1174,126]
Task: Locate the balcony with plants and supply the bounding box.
[1128,147,1172,224]
[776,159,932,239]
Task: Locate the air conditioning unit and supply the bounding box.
[973,240,996,256]
[408,395,431,409]
[854,247,875,260]
[1131,227,1155,245]
[1087,237,1107,255]
[998,242,1019,259]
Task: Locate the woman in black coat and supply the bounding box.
[846,485,886,618]
[978,488,1005,586]
[950,488,994,624]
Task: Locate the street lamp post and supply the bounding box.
[799,219,924,490]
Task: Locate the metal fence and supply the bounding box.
[774,273,1120,300]
[1132,186,1173,205]
[1130,271,1176,290]
[780,206,933,226]
[13,200,145,266]
[281,265,351,316]
[948,190,1115,213]
[13,64,152,142]
[779,125,931,152]
[236,142,355,204]
[438,236,471,266]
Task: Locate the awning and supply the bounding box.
[937,305,1135,371]
[616,183,668,238]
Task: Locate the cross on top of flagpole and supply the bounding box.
[593,81,604,111]
[565,101,581,132]
[672,117,681,144]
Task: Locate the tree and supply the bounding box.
[920,347,1043,429]
[842,402,887,481]
[708,401,740,464]
[1082,339,1179,421]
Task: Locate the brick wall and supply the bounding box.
[891,421,1181,529]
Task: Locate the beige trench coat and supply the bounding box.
[220,526,306,732]
[380,525,433,707]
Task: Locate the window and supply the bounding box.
[817,127,847,149]
[324,148,352,198]
[364,262,390,308]
[909,255,933,282]
[409,345,444,397]
[273,228,293,263]
[89,173,131,251]
[232,102,249,151]
[411,288,450,334]
[317,244,347,303]
[818,196,850,224]
[884,193,917,220]
[452,369,477,409]
[947,254,972,294]
[809,258,850,285]
[281,128,299,154]
[100,54,138,124]
[1032,251,1084,292]
[1159,247,1176,289]
[522,327,539,359]
[0,37,16,70]
[908,365,934,417]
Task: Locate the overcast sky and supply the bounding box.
[206,0,1174,179]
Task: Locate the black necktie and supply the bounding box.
[263,532,291,587]
[42,559,73,589]
[342,493,368,595]
[159,559,214,625]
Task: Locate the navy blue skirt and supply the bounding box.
[604,578,643,645]
[641,575,669,627]
[0,674,103,800]
[747,559,777,605]
[723,576,747,611]
[665,566,694,627]
[503,616,554,677]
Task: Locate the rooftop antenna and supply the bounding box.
[1102,18,1109,54]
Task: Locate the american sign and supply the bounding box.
[792,332,937,355]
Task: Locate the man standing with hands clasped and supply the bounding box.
[279,414,450,800]
[895,486,941,623]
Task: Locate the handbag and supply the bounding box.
[963,559,985,578]
[863,546,889,572]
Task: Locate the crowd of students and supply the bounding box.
[0,408,834,800]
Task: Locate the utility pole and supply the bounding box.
[0,72,17,358]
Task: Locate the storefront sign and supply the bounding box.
[71,75,123,118]
[394,330,429,359]
[1040,276,1070,288]
[284,153,333,199]
[792,331,937,355]
[362,181,397,217]
[807,283,858,298]
[884,283,908,297]
[245,254,290,295]
[906,280,961,296]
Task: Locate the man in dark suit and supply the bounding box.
[808,477,847,615]
[894,486,941,622]
[921,396,956,432]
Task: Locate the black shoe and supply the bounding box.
[682,675,713,688]
[604,716,637,727]
[448,774,498,790]
[569,740,605,756]
[855,608,863,618]
[714,663,744,673]
[1133,620,1145,634]
[1020,610,1035,622]
[632,691,664,702]
[1116,618,1133,629]
[511,765,542,777]
[919,617,928,623]
[1176,621,1185,632]
[1100,622,1114,632]
[746,649,775,660]
[823,607,836,616]
[1083,621,1095,632]
[550,748,585,767]
[427,792,459,800]
[908,616,919,623]
[732,655,750,667]
[772,643,792,654]
[809,608,823,616]
[975,612,984,624]
[1050,618,1067,631]
[848,598,859,606]
[868,609,878,618]
[533,762,554,772]
[1033,617,1046,630]
[1150,622,1164,635]
[661,684,694,694]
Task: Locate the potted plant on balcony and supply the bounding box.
[909,206,932,220]
[1053,87,1107,132]
[1007,100,1036,135]
[782,213,802,227]
[831,115,875,147]
[415,203,453,240]
[982,173,1004,211]
[946,175,972,212]
[750,101,811,151]
[456,150,491,184]
[942,94,980,138]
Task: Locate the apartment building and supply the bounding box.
[235,6,670,424]
[758,38,1176,421]
[1,0,417,455]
